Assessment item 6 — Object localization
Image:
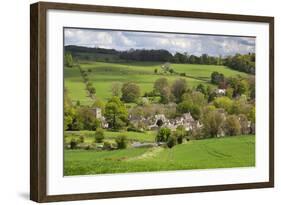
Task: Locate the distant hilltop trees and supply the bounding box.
[65,45,255,74]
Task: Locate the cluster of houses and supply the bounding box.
[90,102,254,136]
[90,107,201,132]
[129,112,201,132]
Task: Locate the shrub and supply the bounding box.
[166,135,177,148]
[94,128,105,143]
[78,136,84,143]
[173,125,187,144]
[127,126,143,133]
[70,138,78,149]
[103,141,114,150]
[115,135,128,149]
[156,127,171,143]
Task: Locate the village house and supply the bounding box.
[215,88,226,96]
[90,107,108,128]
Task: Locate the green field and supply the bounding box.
[64,135,255,175]
[65,130,156,143]
[64,61,249,104]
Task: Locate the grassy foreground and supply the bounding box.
[64,135,255,176]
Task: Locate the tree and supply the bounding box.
[178,91,205,120]
[248,106,255,123]
[166,135,177,148]
[111,82,121,97]
[181,91,206,107]
[227,77,249,97]
[202,110,225,137]
[173,125,187,144]
[121,82,141,103]
[224,115,241,136]
[154,78,169,94]
[159,86,173,104]
[115,135,128,149]
[213,97,233,113]
[64,88,84,131]
[171,78,187,102]
[154,68,158,74]
[176,101,201,120]
[248,76,255,100]
[64,52,74,67]
[70,138,78,149]
[153,78,173,104]
[87,85,96,97]
[104,97,128,130]
[92,98,105,114]
[239,114,249,134]
[226,87,234,98]
[224,53,255,74]
[231,98,252,116]
[155,127,171,143]
[196,84,207,95]
[211,72,224,84]
[94,128,105,143]
[78,108,101,130]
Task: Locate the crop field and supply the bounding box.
[64,135,255,175]
[64,61,249,104]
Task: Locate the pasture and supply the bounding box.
[64,61,249,104]
[64,135,255,175]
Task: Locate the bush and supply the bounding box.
[156,127,171,143]
[78,136,84,143]
[115,135,128,149]
[94,128,105,143]
[166,135,177,148]
[70,138,78,149]
[173,125,187,144]
[127,126,143,133]
[144,90,157,97]
[103,141,115,150]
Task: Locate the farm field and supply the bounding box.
[64,61,249,104]
[64,135,255,176]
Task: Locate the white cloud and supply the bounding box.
[64,28,255,56]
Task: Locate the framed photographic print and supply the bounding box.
[30,1,274,202]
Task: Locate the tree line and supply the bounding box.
[65,45,255,74]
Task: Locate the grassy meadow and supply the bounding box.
[64,135,255,176]
[64,61,248,105]
[64,58,255,175]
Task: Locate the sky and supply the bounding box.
[64,28,255,57]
